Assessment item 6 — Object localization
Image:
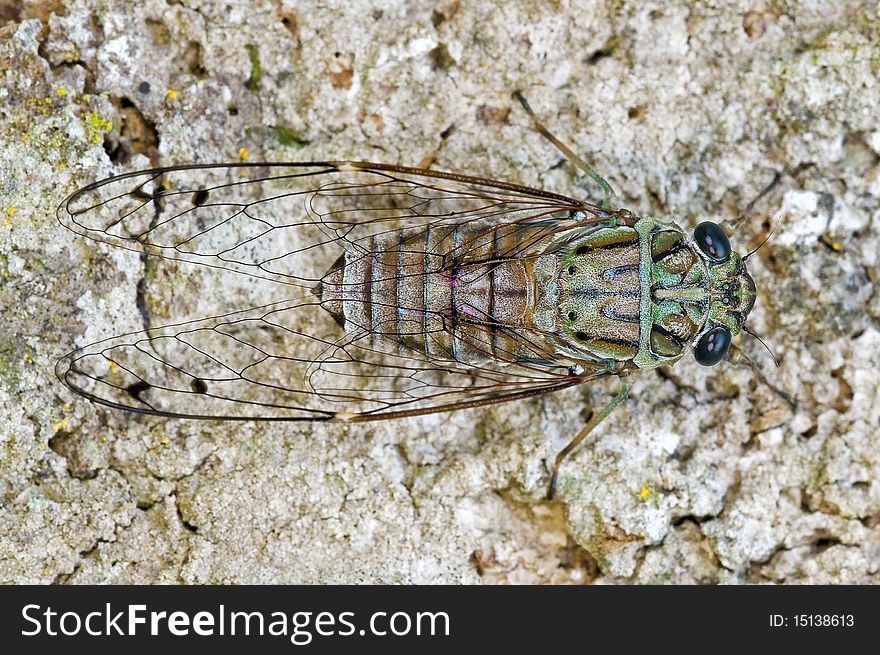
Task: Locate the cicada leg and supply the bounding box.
[513,90,616,209]
[547,377,631,499]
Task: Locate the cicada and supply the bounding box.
[56,94,758,497]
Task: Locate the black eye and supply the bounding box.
[694,326,732,366]
[567,311,577,321]
[694,222,731,262]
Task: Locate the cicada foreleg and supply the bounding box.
[547,376,631,500]
[512,90,616,210]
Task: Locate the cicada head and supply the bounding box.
[632,217,757,369]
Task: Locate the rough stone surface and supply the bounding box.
[1,0,878,584]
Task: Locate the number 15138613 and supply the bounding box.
[770,614,855,628]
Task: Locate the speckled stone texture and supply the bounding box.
[1,0,878,584]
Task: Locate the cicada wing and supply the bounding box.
[57,161,611,289]
[56,296,607,420]
[57,160,618,418]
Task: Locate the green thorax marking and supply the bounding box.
[535,216,757,370]
[536,223,642,363]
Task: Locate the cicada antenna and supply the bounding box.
[512,90,616,209]
[742,324,779,367]
[735,162,817,260]
[742,221,781,261]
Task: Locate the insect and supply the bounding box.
[56,93,758,497]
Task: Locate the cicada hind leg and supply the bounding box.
[547,376,631,500]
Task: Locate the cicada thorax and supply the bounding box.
[315,222,553,365]
[536,224,644,364]
[535,216,757,372]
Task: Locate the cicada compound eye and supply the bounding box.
[694,221,731,262]
[694,326,732,366]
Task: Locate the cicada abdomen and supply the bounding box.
[316,221,553,366]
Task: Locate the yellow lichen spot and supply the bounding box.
[238,146,249,161]
[42,567,49,577]
[107,359,119,374]
[6,207,14,217]
[159,437,169,446]
[52,419,68,433]
[83,111,113,145]
[44,97,52,104]
[638,486,651,501]
[62,404,71,412]
[819,232,842,252]
[166,88,178,100]
[56,87,68,96]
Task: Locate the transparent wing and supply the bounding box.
[57,161,610,287]
[55,296,608,420]
[56,161,614,420]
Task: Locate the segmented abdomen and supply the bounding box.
[317,223,539,365]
